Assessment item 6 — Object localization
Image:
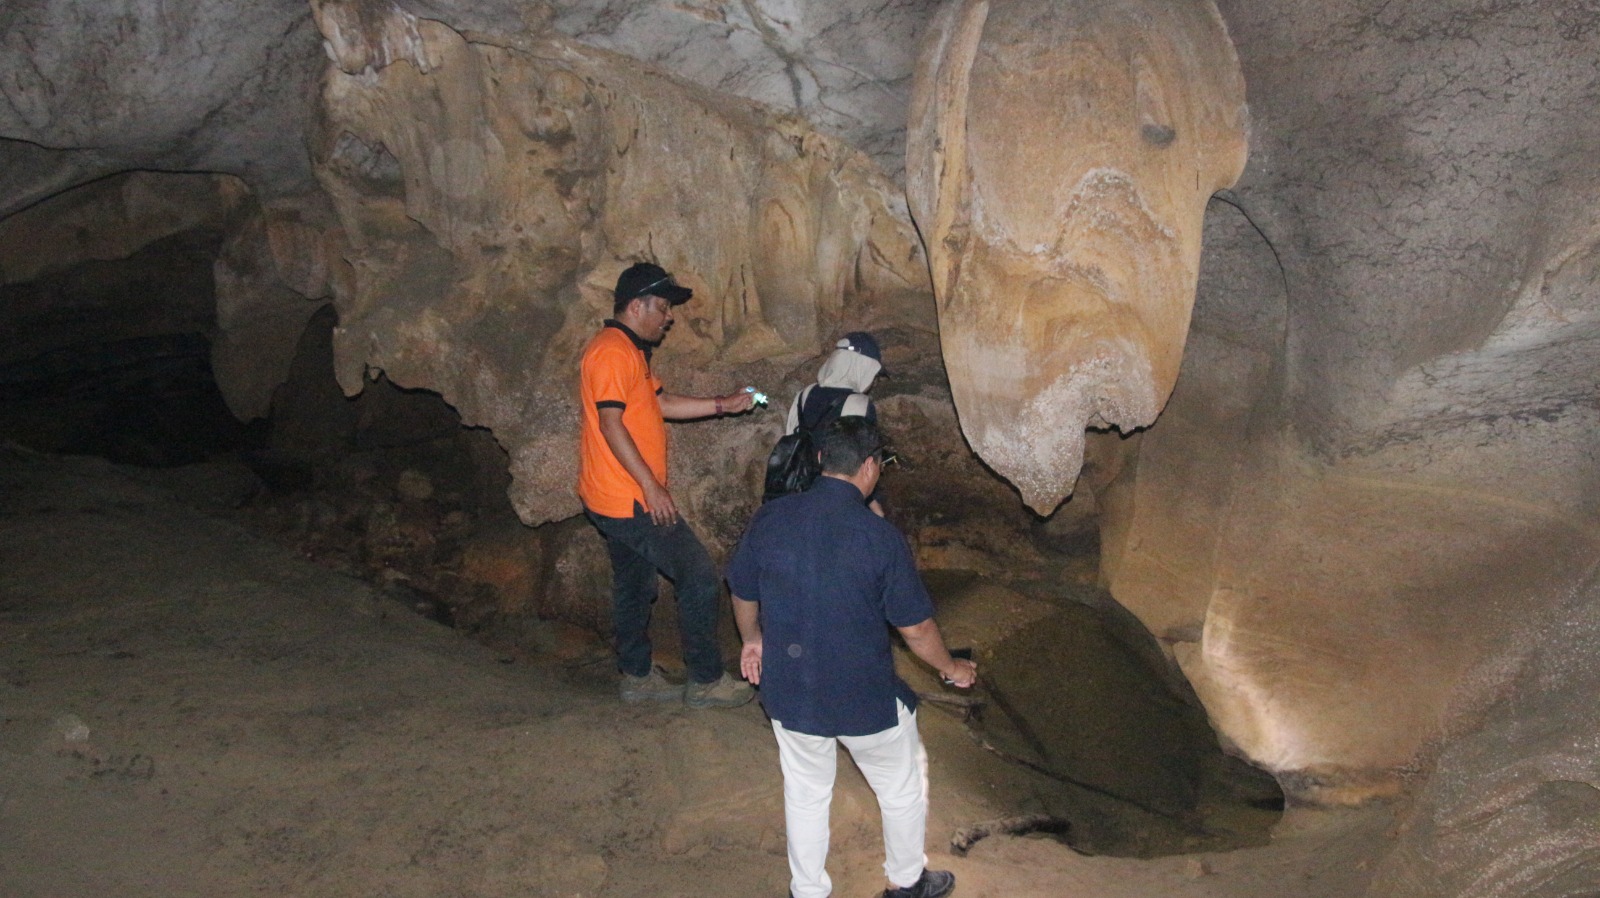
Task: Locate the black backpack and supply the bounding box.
[762,390,848,501]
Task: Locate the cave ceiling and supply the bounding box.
[0,0,324,217]
[0,0,929,219]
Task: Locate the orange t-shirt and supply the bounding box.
[578,324,667,517]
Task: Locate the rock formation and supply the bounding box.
[0,173,242,365]
[1095,0,1600,807]
[906,0,1248,513]
[0,0,322,219]
[1368,566,1600,893]
[549,0,941,180]
[305,0,928,525]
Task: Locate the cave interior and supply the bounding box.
[2,0,1598,895]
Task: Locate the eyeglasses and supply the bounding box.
[875,449,902,470]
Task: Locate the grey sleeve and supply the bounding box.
[842,393,871,418]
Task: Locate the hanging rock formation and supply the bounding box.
[906,0,1248,513]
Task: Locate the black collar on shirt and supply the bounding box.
[604,319,654,362]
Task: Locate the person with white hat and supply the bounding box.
[783,331,889,515]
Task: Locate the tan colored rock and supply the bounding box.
[211,198,336,420]
[305,2,927,525]
[906,0,1247,513]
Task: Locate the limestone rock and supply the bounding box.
[0,0,323,219]
[5,0,1600,885]
[1366,572,1600,895]
[305,4,927,525]
[548,0,939,180]
[906,0,1248,513]
[212,198,338,421]
[1097,0,1600,812]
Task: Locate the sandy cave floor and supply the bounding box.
[0,446,1395,898]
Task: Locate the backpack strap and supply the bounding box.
[799,389,849,435]
[785,384,813,435]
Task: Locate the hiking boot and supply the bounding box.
[619,666,682,704]
[883,869,955,898]
[683,672,755,709]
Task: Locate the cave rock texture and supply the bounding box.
[906,0,1248,513]
[307,0,928,525]
[1095,0,1600,809]
[0,0,323,218]
[4,0,1600,894]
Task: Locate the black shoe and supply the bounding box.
[883,869,954,898]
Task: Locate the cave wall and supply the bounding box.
[0,173,243,365]
[1366,563,1600,893]
[302,1,930,528]
[546,0,941,180]
[1091,0,1600,805]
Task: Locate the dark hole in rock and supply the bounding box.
[0,332,267,468]
[1141,122,1177,147]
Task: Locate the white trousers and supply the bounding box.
[772,700,929,898]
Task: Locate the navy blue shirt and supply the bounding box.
[727,476,935,737]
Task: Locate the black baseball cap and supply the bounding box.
[839,330,887,375]
[615,262,693,306]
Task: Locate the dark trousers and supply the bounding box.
[585,504,724,684]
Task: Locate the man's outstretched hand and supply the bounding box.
[720,390,755,415]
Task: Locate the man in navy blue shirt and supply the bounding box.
[729,418,977,898]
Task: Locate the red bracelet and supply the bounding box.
[714,397,724,415]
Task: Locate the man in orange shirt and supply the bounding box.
[579,261,756,708]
